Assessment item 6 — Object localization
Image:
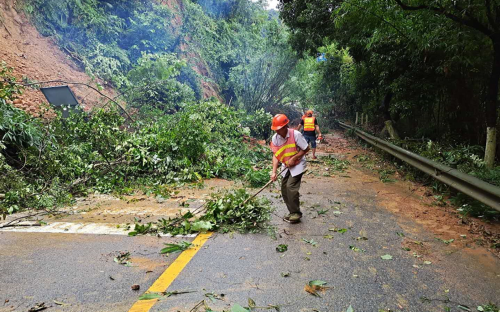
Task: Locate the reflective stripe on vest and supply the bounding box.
[270,129,298,164]
[304,117,315,131]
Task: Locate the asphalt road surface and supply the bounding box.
[1,133,499,312]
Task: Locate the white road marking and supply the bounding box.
[0,221,197,237]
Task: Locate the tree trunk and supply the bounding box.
[485,127,497,167]
[384,120,400,140]
[484,38,500,168]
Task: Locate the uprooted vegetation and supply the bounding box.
[129,188,273,237]
[0,63,272,218]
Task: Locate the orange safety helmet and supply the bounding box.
[306,110,313,117]
[271,114,289,130]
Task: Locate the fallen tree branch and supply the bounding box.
[0,210,67,229]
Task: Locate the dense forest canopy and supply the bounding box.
[279,0,500,167]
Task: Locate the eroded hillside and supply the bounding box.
[0,0,117,116]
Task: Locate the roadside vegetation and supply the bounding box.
[0,62,272,217]
[280,0,500,168]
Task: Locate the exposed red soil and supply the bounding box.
[0,0,116,117]
[318,130,500,258]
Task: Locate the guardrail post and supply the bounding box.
[355,112,359,125]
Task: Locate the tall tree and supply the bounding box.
[392,0,500,167]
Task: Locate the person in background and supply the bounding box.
[270,114,310,224]
[297,110,322,159]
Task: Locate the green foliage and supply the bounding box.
[25,0,296,119]
[280,0,496,146]
[322,156,350,172]
[241,108,273,140]
[245,169,270,188]
[199,188,272,233]
[160,241,192,254]
[130,188,273,236]
[25,0,177,88]
[477,303,499,312]
[0,74,272,215]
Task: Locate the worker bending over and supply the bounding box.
[297,110,322,159]
[270,114,310,224]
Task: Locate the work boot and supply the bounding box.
[284,213,302,224]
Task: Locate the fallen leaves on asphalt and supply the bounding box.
[305,280,331,297]
[139,290,196,300]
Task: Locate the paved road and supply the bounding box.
[1,133,499,312]
[149,174,500,312]
[0,232,186,312]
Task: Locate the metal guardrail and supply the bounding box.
[338,121,500,212]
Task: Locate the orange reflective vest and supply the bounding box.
[304,117,316,131]
[270,129,298,164]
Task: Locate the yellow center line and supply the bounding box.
[128,232,213,312]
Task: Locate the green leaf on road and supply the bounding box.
[160,241,192,254]
[381,254,393,260]
[114,251,132,266]
[191,221,213,232]
[309,280,327,286]
[302,238,318,246]
[248,298,256,308]
[349,245,365,252]
[347,305,354,312]
[329,228,348,233]
[139,293,163,300]
[276,244,288,252]
[231,304,250,312]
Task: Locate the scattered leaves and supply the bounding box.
[205,292,225,303]
[302,238,318,246]
[139,290,196,300]
[160,241,192,254]
[28,303,48,312]
[231,304,250,312]
[114,251,132,266]
[329,228,348,234]
[380,254,393,260]
[349,245,365,252]
[276,244,288,252]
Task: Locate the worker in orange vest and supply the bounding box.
[270,114,310,223]
[297,110,322,159]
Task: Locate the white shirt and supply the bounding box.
[272,129,308,177]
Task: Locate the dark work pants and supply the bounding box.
[281,170,303,215]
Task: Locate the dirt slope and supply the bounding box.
[164,0,222,100]
[0,0,116,117]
